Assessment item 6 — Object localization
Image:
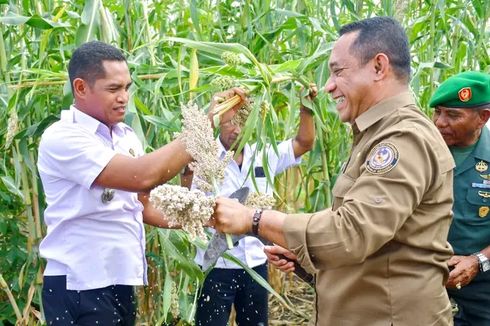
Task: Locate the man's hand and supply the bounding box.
[446,255,479,289]
[264,245,297,273]
[299,83,318,111]
[210,197,255,234]
[208,87,248,127]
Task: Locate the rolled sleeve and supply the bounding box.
[272,139,301,174]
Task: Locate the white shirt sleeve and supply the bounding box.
[38,126,116,190]
[267,138,301,174]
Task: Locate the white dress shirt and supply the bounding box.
[194,138,301,269]
[37,106,147,290]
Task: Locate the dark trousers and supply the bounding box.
[42,276,136,325]
[195,263,269,326]
[448,276,490,326]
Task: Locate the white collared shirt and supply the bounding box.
[194,138,301,269]
[37,106,147,290]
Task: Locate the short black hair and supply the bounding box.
[68,41,126,91]
[339,16,411,82]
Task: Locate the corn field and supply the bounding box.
[0,0,489,325]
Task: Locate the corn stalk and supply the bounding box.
[0,0,488,324]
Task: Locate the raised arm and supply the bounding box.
[94,139,192,192]
[292,85,316,157]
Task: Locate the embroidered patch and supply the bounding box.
[366,143,399,174]
[458,87,472,102]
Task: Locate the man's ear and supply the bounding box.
[73,78,88,99]
[372,53,390,81]
[478,109,490,126]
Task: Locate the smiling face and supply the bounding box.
[432,106,487,147]
[75,60,132,128]
[324,32,377,124]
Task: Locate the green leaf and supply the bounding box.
[190,0,202,39]
[80,0,100,43]
[219,251,292,309]
[0,13,29,25]
[162,272,173,321]
[1,176,24,200]
[26,14,54,30]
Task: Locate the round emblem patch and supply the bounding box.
[366,143,399,174]
[458,87,472,102]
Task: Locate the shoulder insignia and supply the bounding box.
[365,143,399,175]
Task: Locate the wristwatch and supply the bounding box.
[252,209,263,236]
[473,252,490,273]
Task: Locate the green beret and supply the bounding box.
[429,71,490,109]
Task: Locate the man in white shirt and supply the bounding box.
[37,41,244,325]
[190,88,315,326]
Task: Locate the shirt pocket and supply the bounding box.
[331,173,355,210]
[466,188,490,220]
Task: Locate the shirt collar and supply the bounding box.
[216,136,250,160]
[355,91,415,132]
[64,105,129,136]
[217,136,228,159]
[473,127,490,161]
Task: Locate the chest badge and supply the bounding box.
[101,188,115,203]
[478,191,490,199]
[365,143,399,175]
[480,206,489,218]
[476,161,488,173]
[129,148,136,157]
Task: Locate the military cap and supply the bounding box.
[429,71,490,109]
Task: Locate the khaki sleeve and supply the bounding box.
[283,130,435,270]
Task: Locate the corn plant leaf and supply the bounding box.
[26,15,55,30]
[0,12,29,25]
[157,229,203,278]
[219,251,292,309]
[1,176,24,200]
[161,272,173,322]
[164,37,272,85]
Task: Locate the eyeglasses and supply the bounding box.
[219,119,240,128]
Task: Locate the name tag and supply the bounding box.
[472,183,490,189]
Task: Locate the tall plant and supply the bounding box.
[1,0,488,324]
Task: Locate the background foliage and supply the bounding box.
[0,0,489,324]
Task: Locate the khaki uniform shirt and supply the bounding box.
[284,93,455,326]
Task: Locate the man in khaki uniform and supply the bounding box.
[210,17,455,325]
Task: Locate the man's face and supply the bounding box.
[432,107,483,147]
[324,32,376,124]
[83,60,132,127]
[218,109,241,151]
